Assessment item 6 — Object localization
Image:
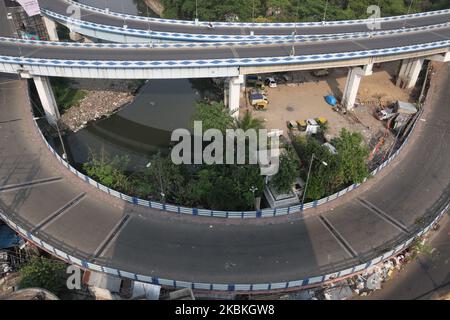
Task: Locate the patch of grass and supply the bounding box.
[50,78,87,113]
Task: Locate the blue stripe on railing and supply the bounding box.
[26,66,433,220]
[3,39,449,70]
[40,8,450,43]
[2,201,442,292]
[63,0,449,29]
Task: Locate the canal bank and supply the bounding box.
[61,78,220,171]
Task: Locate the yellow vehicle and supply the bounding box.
[296,120,307,131]
[296,119,320,134]
[253,100,268,110]
[316,117,328,125]
[249,91,269,110]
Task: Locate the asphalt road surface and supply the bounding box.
[39,0,450,36]
[358,215,449,300]
[0,26,449,62]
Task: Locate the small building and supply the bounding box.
[3,0,49,40]
[264,177,305,209]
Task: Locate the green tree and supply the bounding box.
[134,152,187,202]
[192,101,234,133]
[191,164,264,210]
[332,128,370,185]
[235,110,265,131]
[293,128,369,200]
[83,149,131,193]
[269,147,300,193]
[50,77,87,113]
[19,257,67,295]
[294,135,338,199]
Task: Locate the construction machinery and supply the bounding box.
[249,90,269,110]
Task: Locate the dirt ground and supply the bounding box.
[59,79,143,132]
[242,61,414,164]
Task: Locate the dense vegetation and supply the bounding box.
[19,257,68,295]
[159,0,450,22]
[84,102,269,211]
[83,100,372,209]
[50,78,87,113]
[293,128,370,200]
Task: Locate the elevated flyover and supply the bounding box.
[0,22,449,119]
[0,2,449,292]
[0,62,448,291]
[39,0,450,42]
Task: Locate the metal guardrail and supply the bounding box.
[63,0,450,29]
[3,21,449,47]
[0,198,447,292]
[0,83,447,293]
[1,40,449,69]
[42,8,450,42]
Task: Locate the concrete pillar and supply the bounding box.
[228,75,244,118]
[427,52,450,63]
[69,31,83,42]
[33,76,60,125]
[43,17,59,42]
[396,58,424,90]
[342,64,373,110]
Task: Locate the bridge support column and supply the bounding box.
[33,76,60,125]
[342,64,373,110]
[396,58,424,90]
[43,17,59,42]
[427,52,450,63]
[69,31,83,42]
[228,75,244,119]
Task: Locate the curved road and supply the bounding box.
[40,0,450,36]
[0,25,449,62]
[0,62,449,286]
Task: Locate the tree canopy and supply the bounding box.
[159,0,449,22]
[19,257,67,295]
[293,128,370,200]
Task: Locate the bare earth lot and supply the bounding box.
[243,61,414,163]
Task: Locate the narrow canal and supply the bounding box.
[65,79,220,171]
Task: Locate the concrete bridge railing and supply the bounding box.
[63,0,450,29]
[1,196,447,293]
[42,7,450,42]
[0,84,448,293]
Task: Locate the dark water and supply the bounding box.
[78,0,157,16]
[65,79,220,170]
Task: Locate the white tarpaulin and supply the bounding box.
[16,0,41,17]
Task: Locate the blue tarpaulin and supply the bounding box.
[0,225,20,249]
[325,95,337,106]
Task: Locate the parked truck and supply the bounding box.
[249,90,269,110]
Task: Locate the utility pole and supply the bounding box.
[121,1,127,29]
[301,153,315,207]
[195,0,199,23]
[147,161,166,203]
[291,0,300,57]
[250,186,259,210]
[323,0,329,24]
[290,31,296,57]
[403,0,414,29]
[146,3,153,47]
[7,13,23,57]
[301,153,328,207]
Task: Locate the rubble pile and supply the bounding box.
[59,80,142,132]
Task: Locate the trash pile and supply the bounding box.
[284,231,436,301]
